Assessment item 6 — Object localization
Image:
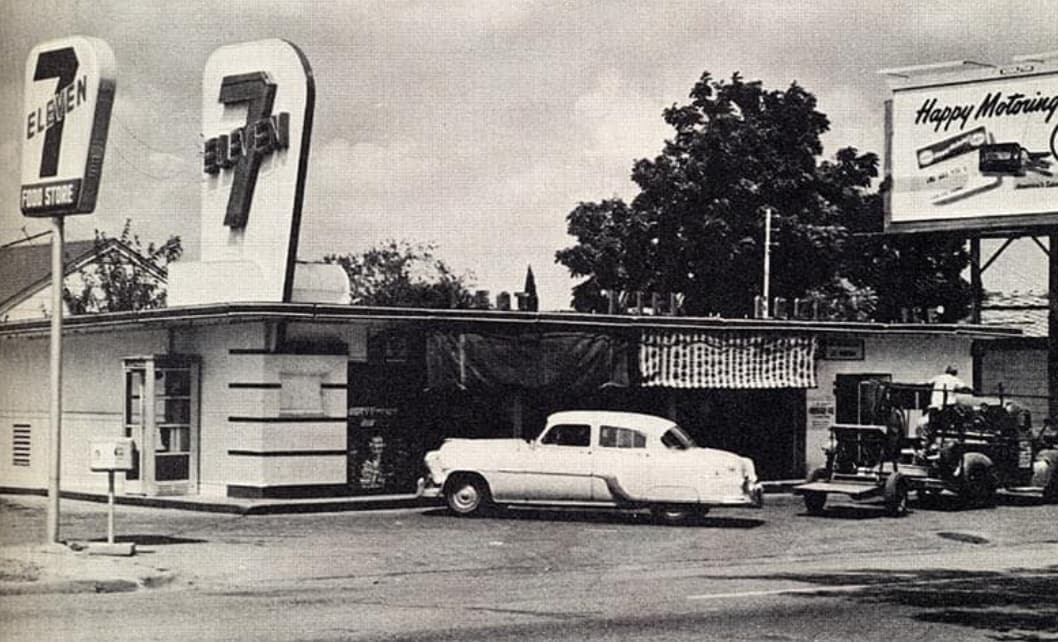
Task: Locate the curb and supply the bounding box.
[2,487,441,515]
[0,578,140,596]
[242,496,440,515]
[0,571,176,596]
[3,486,788,516]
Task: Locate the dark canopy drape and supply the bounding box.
[426,331,629,393]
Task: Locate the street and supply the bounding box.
[1,493,1057,641]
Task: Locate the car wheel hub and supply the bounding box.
[453,485,479,509]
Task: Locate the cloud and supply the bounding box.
[573,68,671,199]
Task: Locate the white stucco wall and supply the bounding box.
[805,333,974,473]
[173,321,354,497]
[0,328,169,493]
[0,318,368,499]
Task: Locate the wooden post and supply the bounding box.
[970,238,982,324]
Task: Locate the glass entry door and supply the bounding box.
[122,355,199,495]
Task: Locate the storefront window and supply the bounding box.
[122,356,199,491]
[154,367,192,481]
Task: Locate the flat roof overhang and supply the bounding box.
[0,301,1024,341]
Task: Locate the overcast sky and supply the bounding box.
[2,0,1055,310]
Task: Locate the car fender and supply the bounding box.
[597,476,697,504]
[1031,449,1058,489]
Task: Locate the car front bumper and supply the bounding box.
[416,477,442,499]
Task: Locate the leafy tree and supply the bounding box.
[325,240,483,309]
[63,219,182,314]
[556,72,970,320]
[841,181,972,322]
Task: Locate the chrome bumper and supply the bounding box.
[416,477,442,499]
[747,482,764,508]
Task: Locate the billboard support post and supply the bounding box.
[46,216,63,544]
[1050,233,1058,422]
[970,238,982,324]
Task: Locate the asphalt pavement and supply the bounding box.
[2,492,1056,640]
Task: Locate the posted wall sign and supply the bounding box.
[886,62,1058,233]
[20,36,116,217]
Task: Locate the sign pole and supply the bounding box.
[46,215,64,544]
[21,37,115,546]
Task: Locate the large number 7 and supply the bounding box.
[218,72,277,228]
[33,47,79,178]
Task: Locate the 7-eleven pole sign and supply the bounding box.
[21,36,116,217]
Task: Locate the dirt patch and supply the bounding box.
[0,558,40,582]
[936,532,990,545]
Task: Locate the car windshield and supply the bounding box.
[660,426,696,450]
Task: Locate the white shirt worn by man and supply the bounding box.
[929,372,966,409]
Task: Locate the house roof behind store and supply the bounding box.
[0,236,98,310]
[0,234,168,318]
[0,300,1026,340]
[979,290,1048,338]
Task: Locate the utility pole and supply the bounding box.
[762,207,773,319]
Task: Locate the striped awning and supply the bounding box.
[639,331,817,389]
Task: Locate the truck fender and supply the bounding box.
[1034,450,1058,502]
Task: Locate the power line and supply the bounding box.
[112,114,199,157]
[108,142,203,185]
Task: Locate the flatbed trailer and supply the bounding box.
[793,424,912,516]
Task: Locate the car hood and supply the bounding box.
[438,438,529,456]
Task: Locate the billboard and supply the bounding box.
[20,36,116,217]
[885,61,1058,233]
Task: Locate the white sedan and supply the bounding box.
[418,410,763,523]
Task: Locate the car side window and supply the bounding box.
[599,426,646,449]
[540,424,591,447]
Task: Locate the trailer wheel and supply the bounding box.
[960,453,996,509]
[884,473,908,517]
[802,467,828,515]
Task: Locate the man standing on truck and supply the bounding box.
[928,365,968,409]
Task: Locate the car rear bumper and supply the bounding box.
[701,482,764,508]
[749,482,764,507]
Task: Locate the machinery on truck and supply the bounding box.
[794,381,1058,516]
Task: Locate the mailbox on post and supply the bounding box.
[90,438,134,472]
[88,438,136,555]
